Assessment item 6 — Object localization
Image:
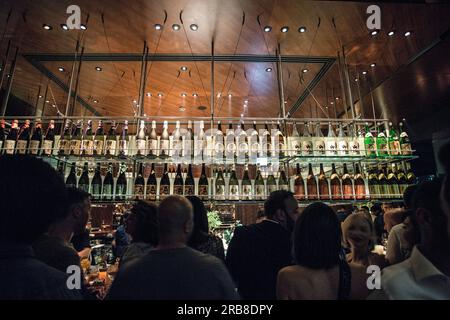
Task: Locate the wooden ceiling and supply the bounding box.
[1,0,449,121]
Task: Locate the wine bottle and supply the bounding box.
[341,163,354,200]
[29,121,43,155]
[318,163,330,200]
[306,163,318,200]
[70,120,83,156]
[255,168,266,200]
[105,121,117,157]
[314,123,325,156]
[368,167,379,200]
[278,167,289,191]
[91,163,102,201]
[241,165,252,200]
[376,124,388,157]
[195,120,205,160]
[159,163,170,199]
[115,163,127,200]
[215,167,226,200]
[337,123,349,156]
[237,122,249,160]
[215,121,225,160]
[82,120,94,156]
[263,122,272,158]
[354,163,366,200]
[250,121,260,158]
[172,121,181,158]
[228,165,240,200]
[16,120,30,155]
[146,163,157,201]
[78,162,90,193]
[325,122,337,156]
[399,122,412,155]
[364,123,376,157]
[387,164,400,199]
[160,120,169,158]
[185,164,196,196]
[187,120,194,159]
[118,121,129,157]
[405,162,416,186]
[173,164,184,195]
[276,121,285,158]
[293,164,305,200]
[65,162,77,188]
[396,163,408,195]
[136,120,147,157]
[349,123,360,155]
[330,163,342,200]
[4,119,19,155]
[93,120,105,156]
[41,120,55,156]
[58,120,71,156]
[267,167,278,195]
[388,122,401,156]
[198,163,209,199]
[225,123,236,160]
[377,165,389,199]
[56,160,65,181]
[103,163,114,201]
[134,163,145,199]
[302,122,313,156]
[291,122,301,156]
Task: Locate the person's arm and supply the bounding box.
[78,247,92,260]
[276,268,290,300]
[385,228,401,265]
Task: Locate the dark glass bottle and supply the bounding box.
[354,163,366,200]
[254,168,266,200]
[330,163,342,200]
[241,165,252,200]
[103,163,114,201]
[29,121,43,155]
[41,120,55,156]
[78,162,90,193]
[146,163,157,201]
[306,163,318,200]
[134,163,145,199]
[294,164,305,201]
[342,163,354,200]
[91,163,103,201]
[215,168,226,200]
[16,120,31,155]
[115,163,127,200]
[184,164,195,196]
[198,163,209,199]
[65,163,77,188]
[159,163,170,199]
[318,163,330,200]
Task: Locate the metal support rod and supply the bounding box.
[355,72,365,119]
[65,41,79,117]
[368,79,378,132]
[34,85,43,117]
[70,46,85,116]
[1,46,18,117]
[137,41,148,117]
[342,47,356,120]
[41,83,49,117]
[276,44,287,120]
[210,39,215,128]
[0,40,11,92]
[336,52,349,119]
[332,87,338,119]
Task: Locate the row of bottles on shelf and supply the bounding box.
[0,118,412,160]
[59,159,415,202]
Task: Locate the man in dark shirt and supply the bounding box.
[71,228,92,260]
[108,195,239,300]
[0,155,81,300]
[226,190,298,300]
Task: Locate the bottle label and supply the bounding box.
[215,184,225,199]
[215,142,224,157]
[226,142,236,155]
[70,140,81,155]
[302,141,313,155]
[15,140,27,154]
[255,185,265,198]
[229,185,239,199]
[350,141,360,155]
[29,140,41,155]
[294,185,305,199]
[338,140,349,155]
[160,185,170,197]
[136,139,147,156]
[401,143,412,155]
[105,140,117,156]
[331,182,342,199]
[342,184,354,199]
[92,185,101,199]
[326,141,337,156]
[42,140,53,155]
[314,141,325,155]
[389,141,401,155]
[134,185,144,199]
[116,184,127,199]
[160,140,169,157]
[93,140,104,156]
[146,185,157,200]
[119,140,128,156]
[82,140,94,155]
[59,139,69,155]
[184,185,195,196]
[355,183,366,200]
[5,140,15,154]
[279,184,289,191]
[238,142,249,156]
[242,185,252,199]
[268,185,278,194]
[365,141,376,156]
[79,184,90,193]
[198,184,209,197]
[291,140,301,156]
[251,142,260,155]
[102,185,112,200]
[319,182,330,199]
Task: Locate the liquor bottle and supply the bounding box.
[364,123,376,157]
[59,120,71,156]
[325,122,337,156]
[187,120,194,159]
[91,163,103,201]
[387,164,400,198]
[136,120,147,157]
[302,122,313,156]
[368,167,379,200]
[184,164,195,196]
[214,121,225,160]
[342,163,354,200]
[198,163,209,199]
[237,122,249,160]
[4,119,19,155]
[388,122,401,156]
[306,163,318,200]
[41,120,55,156]
[82,120,94,156]
[146,163,157,201]
[399,122,412,155]
[70,120,83,156]
[318,163,330,200]
[241,165,252,200]
[377,165,389,199]
[134,163,145,199]
[337,123,349,156]
[276,121,285,158]
[105,121,117,157]
[195,120,205,159]
[349,123,360,156]
[118,121,129,157]
[290,122,301,156]
[65,162,77,188]
[173,164,183,195]
[16,120,30,154]
[354,163,366,200]
[330,163,342,200]
[103,163,114,201]
[263,122,272,158]
[405,162,416,186]
[0,119,5,153]
[160,121,170,158]
[215,168,226,200]
[278,167,289,191]
[172,121,181,158]
[56,160,66,181]
[228,165,240,200]
[78,162,90,193]
[376,124,388,157]
[250,121,260,158]
[159,163,170,199]
[396,163,408,195]
[115,163,127,200]
[265,169,276,196]
[29,121,42,155]
[292,164,305,200]
[255,168,266,200]
[225,123,236,160]
[314,123,325,156]
[93,120,105,156]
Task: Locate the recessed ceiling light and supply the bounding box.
[335,97,339,100]
[281,26,289,33]
[284,101,287,104]
[43,24,52,30]
[362,71,367,75]
[241,113,244,117]
[60,24,69,31]
[330,102,334,105]
[371,30,379,36]
[388,30,395,36]
[58,67,65,72]
[244,99,249,104]
[243,104,247,108]
[190,24,198,31]
[154,24,163,30]
[181,93,187,97]
[354,78,359,82]
[93,100,99,103]
[298,26,307,33]
[404,31,411,37]
[172,24,180,31]
[133,100,137,103]
[217,93,221,98]
[192,93,198,97]
[264,26,272,32]
[179,106,186,112]
[265,67,272,72]
[180,66,188,71]
[157,93,163,97]
[146,92,152,97]
[45,100,50,103]
[370,63,376,67]
[52,104,56,108]
[80,24,87,30]
[302,68,308,73]
[38,95,43,98]
[95,66,102,71]
[228,94,232,98]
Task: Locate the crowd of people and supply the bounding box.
[0,141,449,300]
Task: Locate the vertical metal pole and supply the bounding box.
[41,83,49,117]
[65,41,79,117]
[342,46,355,120]
[34,85,43,117]
[337,52,349,119]
[137,41,148,117]
[355,72,365,119]
[0,46,18,117]
[70,46,85,116]
[332,87,338,119]
[368,79,378,132]
[210,39,215,130]
[276,44,287,120]
[0,40,11,92]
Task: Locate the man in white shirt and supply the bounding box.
[381,180,450,300]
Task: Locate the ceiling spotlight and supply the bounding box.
[181,93,187,97]
[95,66,102,71]
[190,24,198,31]
[217,93,221,98]
[192,93,198,97]
[281,26,289,33]
[265,67,272,72]
[354,78,359,82]
[60,24,69,31]
[298,26,307,33]
[52,104,56,108]
[93,100,99,103]
[241,114,244,117]
[243,104,248,108]
[371,30,379,36]
[284,101,287,104]
[330,102,334,105]
[172,24,180,31]
[404,31,411,37]
[58,67,65,72]
[264,26,272,32]
[146,92,152,97]
[388,30,395,36]
[244,99,249,104]
[80,24,87,30]
[362,71,367,75]
[133,100,137,104]
[302,68,308,73]
[179,106,186,112]
[43,24,52,30]
[335,97,339,100]
[228,94,232,98]
[157,93,163,97]
[370,63,376,67]
[154,24,163,30]
[180,66,188,71]
[45,100,50,103]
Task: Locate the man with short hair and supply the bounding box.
[226,190,298,300]
[107,195,239,300]
[0,155,81,300]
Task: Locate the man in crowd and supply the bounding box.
[226,190,298,299]
[0,155,81,299]
[71,228,92,260]
[107,195,239,300]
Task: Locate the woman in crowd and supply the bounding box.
[277,202,369,300]
[119,201,159,268]
[186,196,225,261]
[342,212,387,269]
